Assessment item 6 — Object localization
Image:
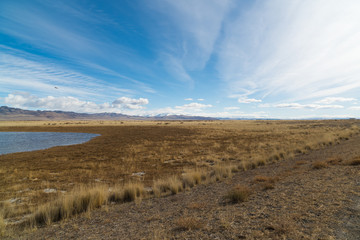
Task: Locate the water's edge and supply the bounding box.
[0,132,100,155]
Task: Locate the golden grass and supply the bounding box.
[253,175,278,190]
[109,182,144,203]
[182,170,207,188]
[225,185,252,203]
[175,216,203,231]
[30,185,108,226]
[153,176,183,196]
[253,175,276,183]
[312,161,328,170]
[1,119,359,229]
[326,156,343,165]
[347,158,360,166]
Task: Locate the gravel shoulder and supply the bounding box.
[14,135,360,240]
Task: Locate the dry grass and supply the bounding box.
[30,185,108,226]
[262,182,275,190]
[347,157,360,166]
[225,185,252,203]
[266,220,294,237]
[175,216,203,231]
[211,165,233,181]
[326,156,343,165]
[253,175,277,183]
[253,175,277,190]
[1,119,359,229]
[312,161,328,169]
[109,182,144,203]
[0,212,5,237]
[182,170,207,188]
[153,176,183,196]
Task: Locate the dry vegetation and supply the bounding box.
[225,185,252,203]
[0,119,359,234]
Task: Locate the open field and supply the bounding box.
[0,119,359,236]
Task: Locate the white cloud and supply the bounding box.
[275,103,344,110]
[161,54,193,87]
[316,97,357,104]
[4,93,149,113]
[112,97,149,110]
[349,106,360,110]
[184,98,193,101]
[156,0,232,70]
[224,107,240,110]
[197,98,205,101]
[238,97,262,104]
[152,0,232,87]
[0,50,135,100]
[175,102,212,110]
[219,0,360,102]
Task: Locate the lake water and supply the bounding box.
[0,132,100,155]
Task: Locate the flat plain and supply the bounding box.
[0,119,359,239]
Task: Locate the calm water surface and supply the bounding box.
[0,132,100,155]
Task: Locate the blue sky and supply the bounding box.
[1,0,360,119]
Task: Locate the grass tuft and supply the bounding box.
[109,182,144,203]
[347,157,360,166]
[153,176,183,196]
[182,170,207,188]
[225,185,252,203]
[175,216,203,231]
[30,185,108,226]
[312,161,328,169]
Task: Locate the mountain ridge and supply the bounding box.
[0,106,217,121]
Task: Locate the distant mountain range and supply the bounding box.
[0,106,217,121]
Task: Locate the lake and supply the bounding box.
[0,132,100,155]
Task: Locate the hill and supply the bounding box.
[0,106,216,121]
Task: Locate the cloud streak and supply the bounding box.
[218,0,360,102]
[275,103,344,110]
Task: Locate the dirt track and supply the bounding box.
[14,134,360,239]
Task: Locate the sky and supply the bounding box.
[1,0,360,119]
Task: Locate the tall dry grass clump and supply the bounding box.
[108,182,144,203]
[225,185,252,203]
[182,169,207,188]
[347,157,360,166]
[30,185,108,226]
[153,176,183,196]
[211,165,233,181]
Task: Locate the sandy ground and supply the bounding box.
[11,134,360,239]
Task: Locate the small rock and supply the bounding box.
[132,172,145,177]
[9,198,21,204]
[43,188,57,193]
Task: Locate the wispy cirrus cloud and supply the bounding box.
[316,97,357,104]
[151,0,232,86]
[218,0,360,103]
[0,1,157,97]
[0,50,132,100]
[275,103,344,110]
